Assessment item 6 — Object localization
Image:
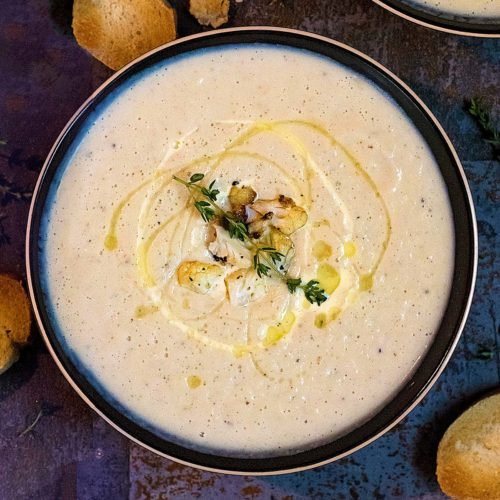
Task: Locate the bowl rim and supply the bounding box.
[372,0,500,37]
[25,26,478,475]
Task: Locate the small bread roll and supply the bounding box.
[73,0,177,71]
[189,0,229,28]
[437,393,500,499]
[0,275,31,374]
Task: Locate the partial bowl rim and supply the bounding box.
[372,0,500,37]
[26,26,478,475]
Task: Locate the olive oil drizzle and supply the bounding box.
[281,119,392,279]
[104,176,157,250]
[104,119,392,359]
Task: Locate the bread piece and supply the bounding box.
[73,0,177,71]
[189,0,229,28]
[437,393,500,499]
[0,330,19,375]
[0,275,31,345]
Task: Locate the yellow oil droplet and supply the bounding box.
[360,274,374,291]
[182,298,190,309]
[344,241,356,258]
[187,375,202,389]
[263,311,296,347]
[313,241,332,261]
[134,305,159,319]
[317,263,340,294]
[233,344,250,358]
[314,313,327,329]
[330,307,341,321]
[104,233,117,251]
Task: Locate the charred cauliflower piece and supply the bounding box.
[177,261,224,294]
[274,205,308,235]
[228,185,256,221]
[189,0,229,28]
[206,223,253,267]
[247,212,273,239]
[269,227,294,257]
[225,268,267,306]
[250,195,308,235]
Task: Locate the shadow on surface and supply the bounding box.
[0,342,40,403]
[49,0,74,37]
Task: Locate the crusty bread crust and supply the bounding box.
[437,393,500,499]
[0,275,31,374]
[0,275,31,345]
[0,329,19,375]
[189,0,229,28]
[73,0,177,71]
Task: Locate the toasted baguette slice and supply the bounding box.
[0,275,31,345]
[437,393,500,499]
[73,0,177,70]
[189,0,229,28]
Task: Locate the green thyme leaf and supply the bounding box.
[466,97,500,160]
[200,182,220,201]
[301,280,328,306]
[194,200,215,222]
[286,278,302,293]
[226,217,248,241]
[190,173,205,183]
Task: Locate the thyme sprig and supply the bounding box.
[173,173,327,305]
[173,173,247,239]
[466,97,500,160]
[286,278,327,306]
[253,247,285,278]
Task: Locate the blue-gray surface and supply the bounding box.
[0,0,498,498]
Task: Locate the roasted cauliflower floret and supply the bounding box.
[274,205,308,235]
[269,227,294,257]
[247,211,273,239]
[177,261,224,294]
[228,185,256,220]
[189,0,229,28]
[206,223,253,267]
[250,195,308,235]
[225,268,267,306]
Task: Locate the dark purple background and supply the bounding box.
[0,1,498,498]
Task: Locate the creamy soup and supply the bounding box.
[41,45,454,457]
[405,0,500,18]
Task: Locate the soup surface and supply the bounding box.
[41,45,454,456]
[404,0,500,18]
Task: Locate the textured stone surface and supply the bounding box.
[0,0,498,498]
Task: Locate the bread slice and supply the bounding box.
[0,275,31,374]
[437,393,500,499]
[189,0,229,28]
[73,0,177,71]
[0,275,31,345]
[0,329,19,375]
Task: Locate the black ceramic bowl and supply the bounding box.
[26,28,477,474]
[372,0,500,36]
